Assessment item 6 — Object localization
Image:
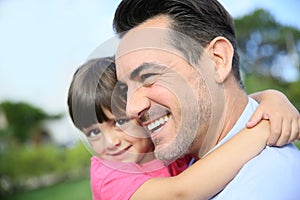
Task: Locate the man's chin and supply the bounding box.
[154,144,185,162]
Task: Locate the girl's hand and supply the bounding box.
[248,89,300,146]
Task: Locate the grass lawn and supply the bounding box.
[3,178,92,200]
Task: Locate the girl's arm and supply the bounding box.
[249,89,300,146]
[130,120,270,200]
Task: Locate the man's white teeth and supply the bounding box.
[147,115,169,131]
[159,118,164,124]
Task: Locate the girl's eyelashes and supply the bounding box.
[117,82,128,96]
[115,118,131,128]
[86,129,101,138]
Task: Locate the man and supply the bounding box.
[113,0,300,199]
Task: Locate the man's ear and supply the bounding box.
[206,36,234,83]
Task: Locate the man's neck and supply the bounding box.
[191,81,248,159]
[217,86,248,143]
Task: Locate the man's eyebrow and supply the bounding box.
[130,62,165,80]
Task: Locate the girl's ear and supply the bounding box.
[206,36,234,83]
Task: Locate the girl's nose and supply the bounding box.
[104,132,122,150]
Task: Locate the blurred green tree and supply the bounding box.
[0,101,63,145]
[235,9,300,111]
[235,9,300,81]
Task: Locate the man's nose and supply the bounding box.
[126,85,150,121]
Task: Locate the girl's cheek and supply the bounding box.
[91,141,106,156]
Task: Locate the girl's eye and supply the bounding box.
[115,118,131,128]
[87,129,101,138]
[117,82,128,96]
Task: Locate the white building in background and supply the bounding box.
[0,110,7,130]
[43,116,79,147]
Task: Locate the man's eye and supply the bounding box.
[87,129,101,138]
[140,73,159,86]
[115,118,130,127]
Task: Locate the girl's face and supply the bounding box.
[82,110,155,164]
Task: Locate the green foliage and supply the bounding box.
[0,143,90,179]
[235,9,300,81]
[235,9,300,112]
[0,101,63,143]
[295,141,300,150]
[0,143,91,194]
[244,75,300,111]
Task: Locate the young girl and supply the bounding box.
[67,57,300,200]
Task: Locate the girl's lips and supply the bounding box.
[108,146,131,156]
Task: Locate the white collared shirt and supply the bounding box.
[210,98,300,200]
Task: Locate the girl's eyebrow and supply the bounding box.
[130,62,166,80]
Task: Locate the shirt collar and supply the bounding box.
[207,97,259,155]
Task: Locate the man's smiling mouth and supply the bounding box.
[146,115,169,132]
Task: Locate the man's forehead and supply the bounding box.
[115,55,161,82]
[115,47,183,80]
[116,27,172,59]
[116,15,172,56]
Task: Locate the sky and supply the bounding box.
[0,0,299,144]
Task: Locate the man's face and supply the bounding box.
[116,16,224,160]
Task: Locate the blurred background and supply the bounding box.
[0,0,299,199]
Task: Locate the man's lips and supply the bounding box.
[145,114,169,133]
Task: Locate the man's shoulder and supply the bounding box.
[242,144,300,181]
[212,144,300,200]
[248,143,300,171]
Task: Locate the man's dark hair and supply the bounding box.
[113,0,243,87]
